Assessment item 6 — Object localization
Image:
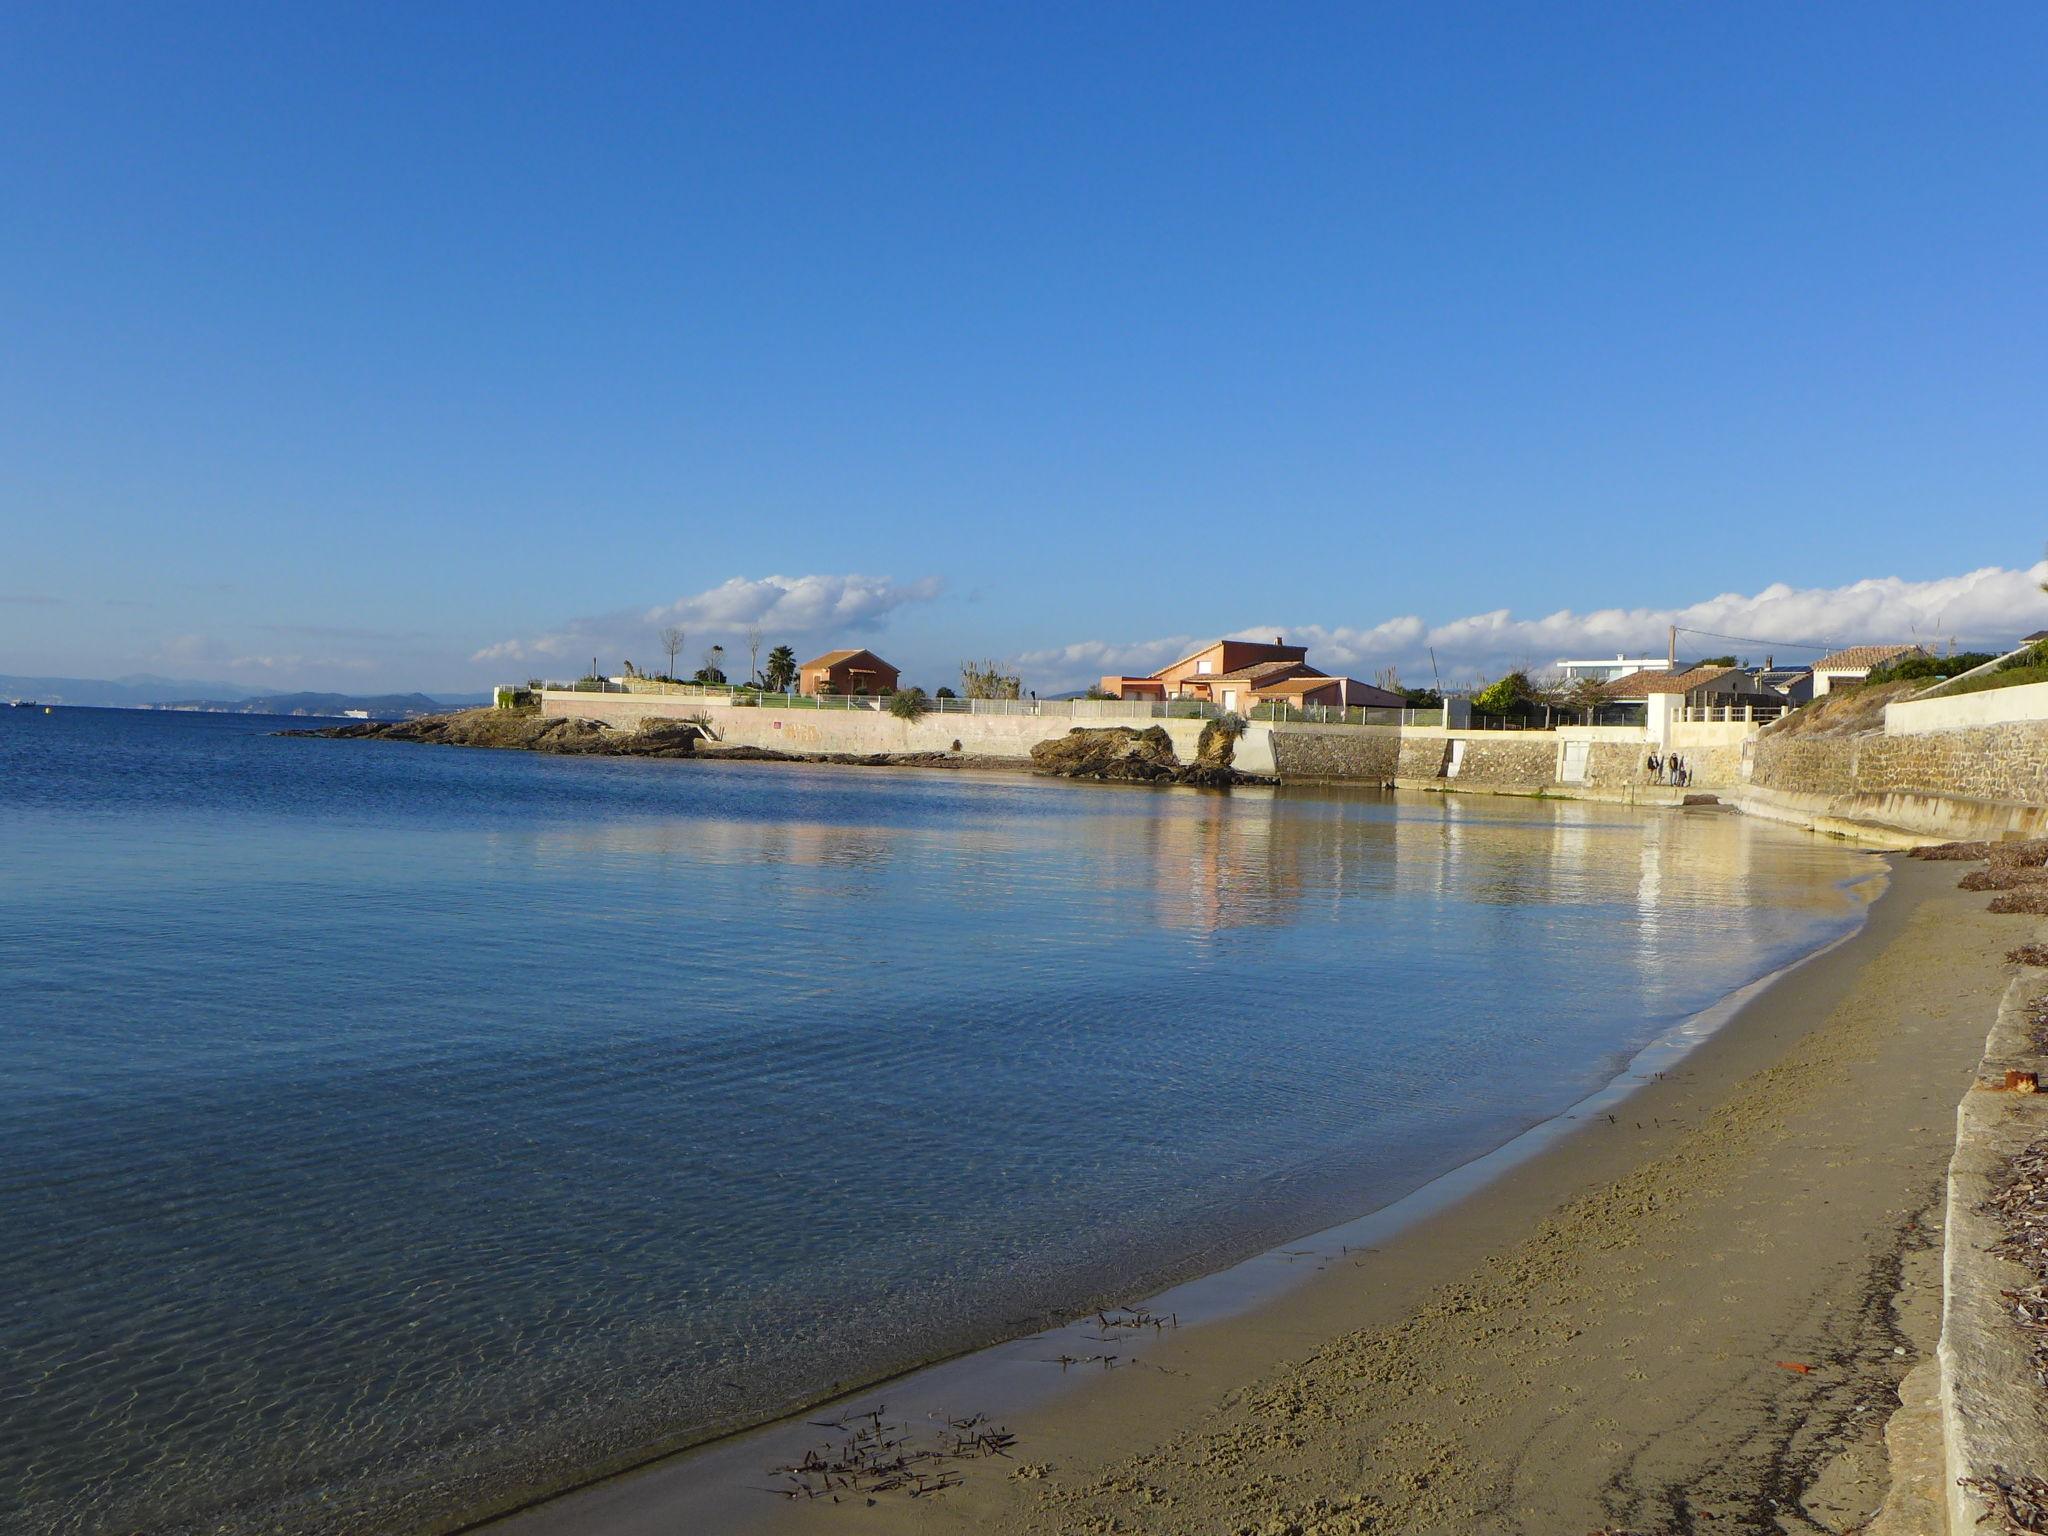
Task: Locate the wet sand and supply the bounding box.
[487,854,2020,1536]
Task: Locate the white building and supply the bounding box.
[1554,654,1674,684]
[1810,644,1923,696]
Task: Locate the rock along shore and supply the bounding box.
[283,709,1272,785]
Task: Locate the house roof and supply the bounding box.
[1244,675,1405,707]
[1153,638,1307,677]
[1214,660,1324,683]
[800,648,891,671]
[1601,664,1741,699]
[1812,643,1921,672]
[1252,675,1342,694]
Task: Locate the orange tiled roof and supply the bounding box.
[1213,660,1323,682]
[1813,644,1922,671]
[1601,664,1740,699]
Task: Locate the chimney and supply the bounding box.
[1275,635,1283,645]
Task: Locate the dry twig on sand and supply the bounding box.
[1958,1470,2048,1533]
[765,1405,1014,1503]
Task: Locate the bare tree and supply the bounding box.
[659,626,685,681]
[745,624,764,687]
[960,659,1022,699]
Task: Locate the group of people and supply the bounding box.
[1646,751,1691,786]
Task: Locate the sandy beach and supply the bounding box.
[484,852,2025,1536]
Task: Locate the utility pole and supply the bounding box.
[1667,624,1677,668]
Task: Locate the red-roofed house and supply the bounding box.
[1099,638,1403,712]
[799,648,900,697]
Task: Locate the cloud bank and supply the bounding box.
[472,572,942,667]
[1022,564,2048,692]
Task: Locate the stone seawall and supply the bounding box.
[1746,722,2048,842]
[1268,725,1400,783]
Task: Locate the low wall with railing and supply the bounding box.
[538,690,1273,771]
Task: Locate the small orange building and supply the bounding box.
[798,648,900,697]
[1100,637,1402,712]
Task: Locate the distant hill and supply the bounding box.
[148,692,483,720]
[0,674,483,717]
[0,672,257,707]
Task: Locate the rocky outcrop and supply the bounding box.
[285,708,706,756]
[288,709,1027,772]
[1028,725,1270,786]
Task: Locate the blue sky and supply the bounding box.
[3,3,2044,694]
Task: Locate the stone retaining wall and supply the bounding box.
[1747,723,2048,842]
[1268,725,1400,783]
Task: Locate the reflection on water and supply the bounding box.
[0,712,1875,1536]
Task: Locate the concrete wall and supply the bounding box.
[539,691,1273,770]
[1887,679,2048,734]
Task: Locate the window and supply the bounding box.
[1196,659,1213,675]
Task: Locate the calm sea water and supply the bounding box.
[1,707,1874,1535]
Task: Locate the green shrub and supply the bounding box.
[888,687,930,721]
[1471,671,1535,716]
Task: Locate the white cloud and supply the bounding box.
[472,573,943,668]
[645,573,942,631]
[1026,564,2048,692]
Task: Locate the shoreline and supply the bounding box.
[475,855,1991,1536]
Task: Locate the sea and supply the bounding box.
[0,705,1876,1534]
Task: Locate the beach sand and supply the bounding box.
[490,854,2021,1536]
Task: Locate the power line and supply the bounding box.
[1672,625,1839,654]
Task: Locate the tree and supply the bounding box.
[1563,674,1607,721]
[694,644,727,685]
[1697,654,1738,668]
[934,685,957,699]
[763,644,797,693]
[745,625,764,687]
[960,658,1022,699]
[1471,670,1535,717]
[659,627,685,681]
[888,687,929,721]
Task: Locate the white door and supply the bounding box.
[1559,740,1589,784]
[1222,689,1238,711]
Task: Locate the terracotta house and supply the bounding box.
[1099,638,1403,712]
[798,648,900,697]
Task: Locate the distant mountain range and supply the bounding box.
[148,692,477,719]
[0,674,483,718]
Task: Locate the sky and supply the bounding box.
[2,3,2044,696]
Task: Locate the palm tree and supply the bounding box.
[764,644,798,693]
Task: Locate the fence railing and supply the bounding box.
[1244,702,1416,726]
[1679,704,1783,724]
[536,682,1227,720]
